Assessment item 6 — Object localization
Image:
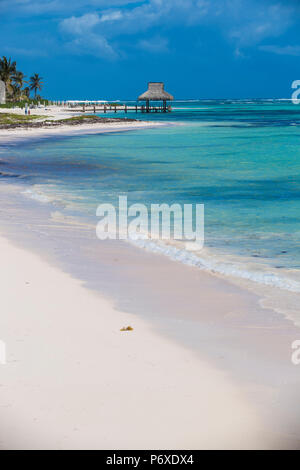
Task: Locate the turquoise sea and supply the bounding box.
[2,99,300,292]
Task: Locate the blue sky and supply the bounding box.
[1,0,300,99]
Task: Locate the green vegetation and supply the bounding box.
[29,73,43,98]
[108,102,124,107]
[57,115,109,122]
[0,98,49,109]
[0,57,16,96]
[0,113,136,129]
[0,113,44,125]
[0,56,45,102]
[53,115,136,124]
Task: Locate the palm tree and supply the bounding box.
[13,71,27,89]
[23,87,30,99]
[11,71,27,101]
[0,56,17,95]
[29,73,43,98]
[10,83,21,101]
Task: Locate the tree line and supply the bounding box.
[0,56,44,102]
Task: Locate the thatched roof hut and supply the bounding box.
[138,82,174,102]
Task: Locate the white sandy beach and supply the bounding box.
[0,105,73,120]
[0,233,270,450]
[0,120,164,146]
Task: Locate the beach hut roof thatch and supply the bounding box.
[138,82,174,101]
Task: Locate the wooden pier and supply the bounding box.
[67,104,172,114]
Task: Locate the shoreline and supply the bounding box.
[0,120,168,146]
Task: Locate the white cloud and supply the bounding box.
[57,0,216,58]
[0,0,140,15]
[60,13,100,35]
[60,13,118,58]
[259,45,300,56]
[2,46,48,57]
[64,33,118,59]
[137,35,169,53]
[100,10,123,22]
[228,2,294,46]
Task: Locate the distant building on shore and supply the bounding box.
[0,80,5,104]
[138,82,174,112]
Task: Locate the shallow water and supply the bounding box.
[1,99,300,293]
